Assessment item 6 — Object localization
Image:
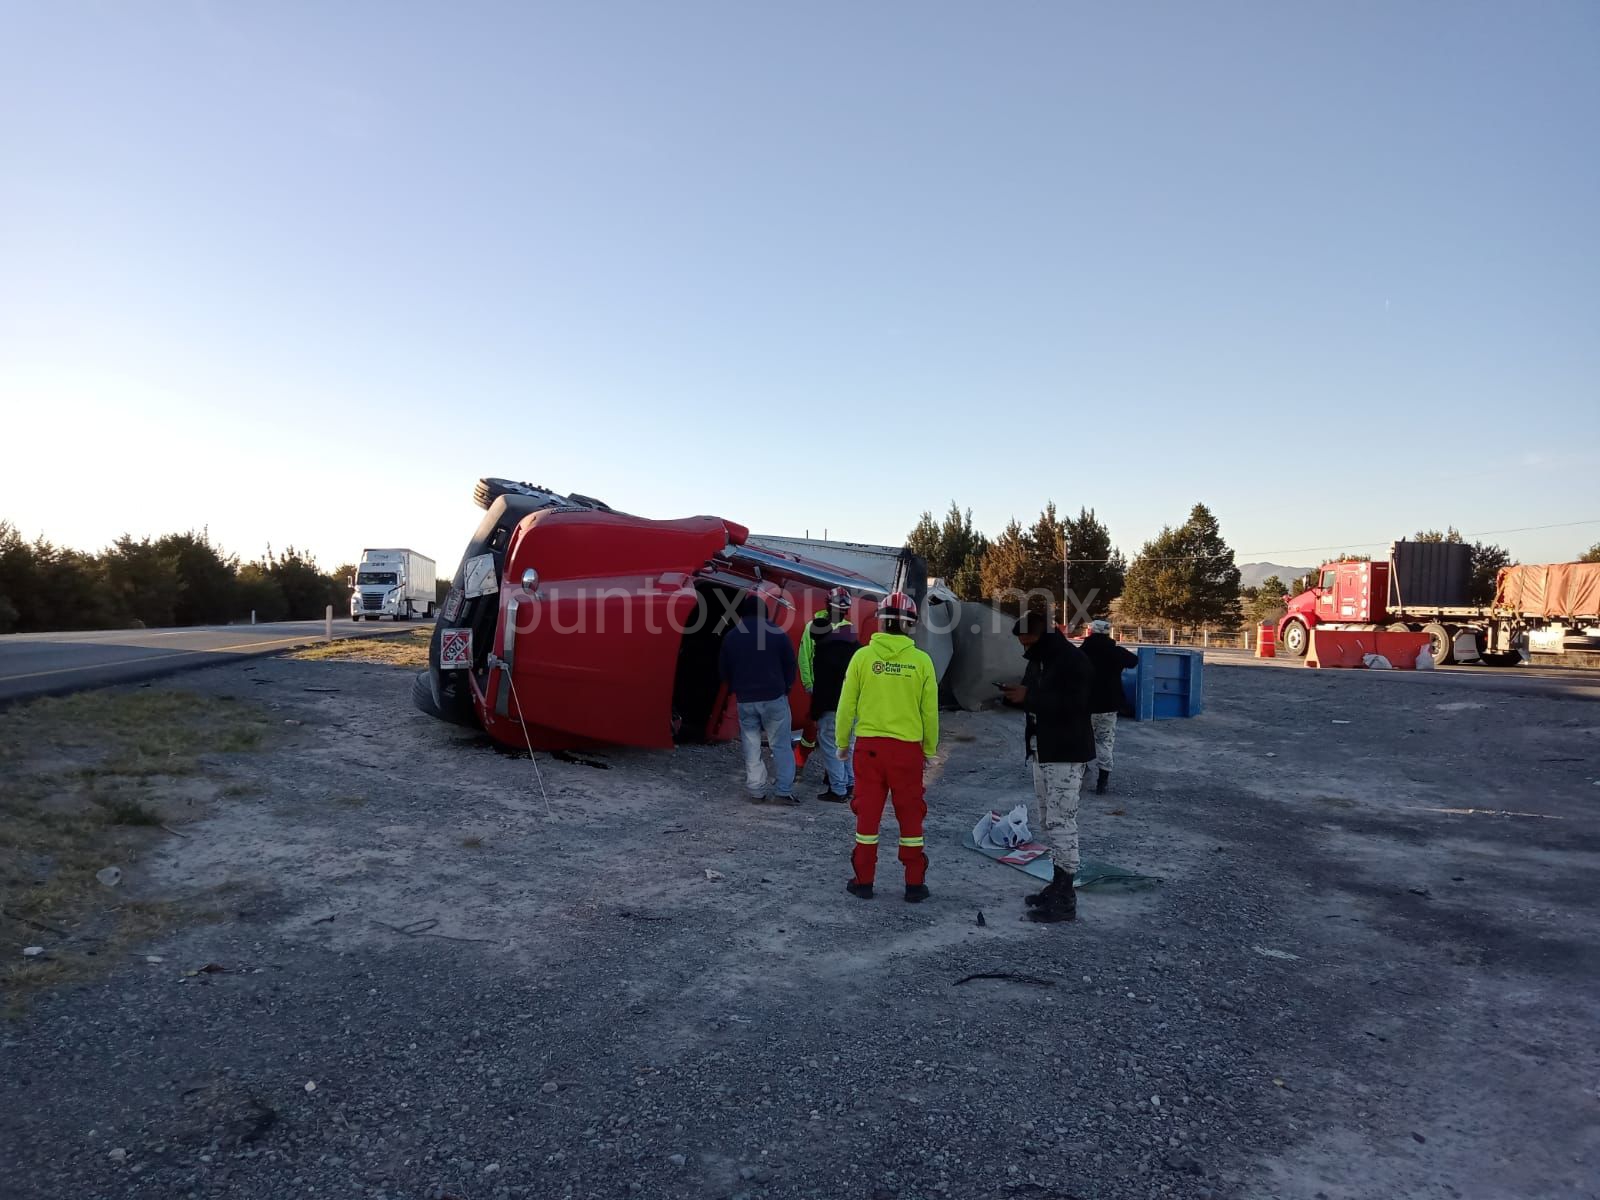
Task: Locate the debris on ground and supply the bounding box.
[953,972,1056,988]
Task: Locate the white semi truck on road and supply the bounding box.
[350,549,436,621]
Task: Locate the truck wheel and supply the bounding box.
[411,670,481,729]
[1422,623,1455,665]
[1386,622,1411,634]
[474,477,548,510]
[1281,619,1310,658]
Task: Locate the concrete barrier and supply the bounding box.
[1305,629,1371,669]
[1375,630,1433,668]
[1306,628,1434,669]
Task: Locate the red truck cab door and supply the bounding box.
[1316,568,1338,621]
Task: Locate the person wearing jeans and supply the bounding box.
[737,697,796,801]
[809,613,860,801]
[816,710,855,798]
[719,593,799,803]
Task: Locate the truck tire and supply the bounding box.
[410,670,479,728]
[1422,623,1455,666]
[1281,619,1310,658]
[1386,622,1411,634]
[474,477,551,511]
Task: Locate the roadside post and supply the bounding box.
[325,606,333,641]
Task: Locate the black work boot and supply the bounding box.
[1096,769,1110,794]
[1024,865,1073,908]
[846,881,874,900]
[817,789,847,803]
[1028,874,1077,923]
[904,883,930,903]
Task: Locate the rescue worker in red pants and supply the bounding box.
[834,592,940,902]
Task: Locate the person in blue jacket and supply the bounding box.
[718,593,799,803]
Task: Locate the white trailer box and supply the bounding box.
[351,548,436,621]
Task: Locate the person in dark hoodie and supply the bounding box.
[718,592,799,803]
[1001,610,1095,923]
[809,613,861,802]
[1078,618,1139,793]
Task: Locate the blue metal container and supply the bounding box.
[1120,647,1204,721]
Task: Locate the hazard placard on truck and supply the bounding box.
[440,628,472,670]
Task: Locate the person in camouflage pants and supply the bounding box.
[1079,619,1138,794]
[1001,611,1095,924]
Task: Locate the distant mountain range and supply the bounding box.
[1238,562,1312,589]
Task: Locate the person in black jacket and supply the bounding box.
[809,615,860,802]
[1000,610,1095,923]
[1079,619,1139,794]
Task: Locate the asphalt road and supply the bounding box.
[0,619,420,705]
[1192,645,1600,703]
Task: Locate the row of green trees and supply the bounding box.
[907,501,1242,628]
[0,522,354,634]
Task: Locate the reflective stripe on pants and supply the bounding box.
[850,736,927,886]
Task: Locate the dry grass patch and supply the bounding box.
[0,689,272,1010]
[289,628,430,668]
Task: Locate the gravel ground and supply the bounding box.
[3,654,1598,1200]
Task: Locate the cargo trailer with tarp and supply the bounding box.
[1278,542,1600,665]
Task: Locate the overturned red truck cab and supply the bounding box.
[414,479,911,751]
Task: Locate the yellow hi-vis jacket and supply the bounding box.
[834,632,939,757]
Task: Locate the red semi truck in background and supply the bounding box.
[1278,541,1600,665]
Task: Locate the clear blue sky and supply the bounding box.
[3,1,1597,577]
